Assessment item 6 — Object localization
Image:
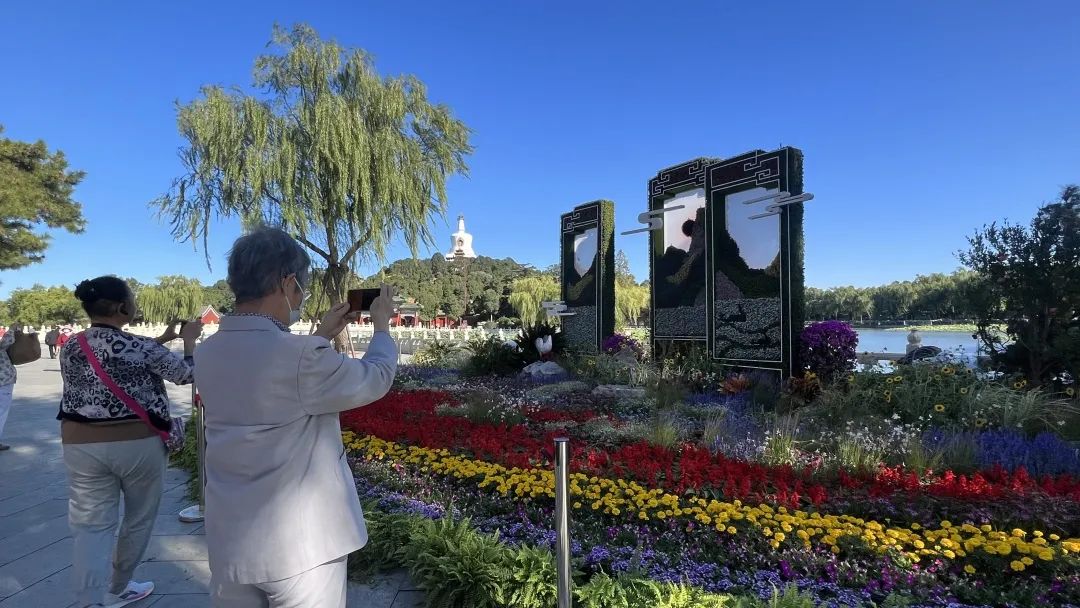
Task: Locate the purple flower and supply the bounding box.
[799,321,858,381]
[601,334,644,360]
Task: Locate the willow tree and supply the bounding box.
[509,275,559,329]
[137,276,203,324]
[154,24,472,307]
[615,281,649,329]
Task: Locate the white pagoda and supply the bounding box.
[444,215,477,260]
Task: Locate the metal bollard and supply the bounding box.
[178,385,206,523]
[554,437,572,608]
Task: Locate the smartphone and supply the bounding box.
[347,288,382,313]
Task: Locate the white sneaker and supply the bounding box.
[103,581,154,607]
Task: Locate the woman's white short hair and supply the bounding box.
[227,228,311,304]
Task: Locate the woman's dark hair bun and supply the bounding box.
[74,280,99,303]
[73,276,130,317]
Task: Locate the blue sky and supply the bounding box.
[2,1,1078,299]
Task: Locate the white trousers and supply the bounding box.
[210,556,348,608]
[63,436,167,607]
[0,383,14,441]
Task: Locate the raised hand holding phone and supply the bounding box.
[368,285,396,333]
[315,302,359,341]
[178,320,204,356]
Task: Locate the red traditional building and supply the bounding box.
[199,305,222,325]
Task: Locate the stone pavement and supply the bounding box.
[0,355,425,608]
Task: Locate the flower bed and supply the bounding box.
[341,386,1080,607]
[344,431,1080,607]
[340,390,1080,533]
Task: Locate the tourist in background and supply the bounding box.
[57,326,73,350]
[196,227,398,608]
[60,276,202,608]
[46,325,61,358]
[0,329,16,452]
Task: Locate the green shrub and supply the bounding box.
[756,585,819,608]
[575,574,737,608]
[902,437,945,476]
[463,335,524,377]
[762,414,800,467]
[659,345,728,392]
[348,506,419,580]
[505,545,559,608]
[835,435,885,474]
[169,411,201,501]
[525,380,592,402]
[438,389,525,427]
[495,316,520,329]
[814,362,1079,433]
[646,376,687,411]
[648,412,682,450]
[413,337,465,368]
[405,517,511,608]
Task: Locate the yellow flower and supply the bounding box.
[943,549,956,559]
[960,387,969,395]
[964,565,976,574]
[830,546,841,555]
[1038,549,1054,561]
[883,390,893,399]
[573,502,582,509]
[1050,534,1061,541]
[1013,379,1028,390]
[1067,387,1076,397]
[934,404,946,413]
[847,374,855,383]
[942,366,955,375]
[1010,560,1025,572]
[975,418,988,428]
[727,526,737,535]
[1021,557,1034,566]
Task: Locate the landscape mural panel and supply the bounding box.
[706,147,805,377]
[561,200,615,353]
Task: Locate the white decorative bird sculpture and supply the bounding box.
[535,335,553,359]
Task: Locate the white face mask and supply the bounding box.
[283,277,307,325]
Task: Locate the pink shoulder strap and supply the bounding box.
[75,333,170,443]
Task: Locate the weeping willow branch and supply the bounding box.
[152,23,472,310]
[136,276,203,324]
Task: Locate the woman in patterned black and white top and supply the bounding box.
[60,276,202,608]
[0,328,16,451]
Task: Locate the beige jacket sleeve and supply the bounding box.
[297,331,398,415]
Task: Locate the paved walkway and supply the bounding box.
[0,356,424,608]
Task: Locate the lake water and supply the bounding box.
[855,329,982,356]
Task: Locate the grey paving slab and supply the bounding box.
[143,593,211,608]
[130,561,211,594]
[0,564,74,608]
[142,536,209,563]
[0,514,70,568]
[390,590,428,608]
[0,537,73,599]
[0,356,420,607]
[0,499,67,541]
[346,580,401,608]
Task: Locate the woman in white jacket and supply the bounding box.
[194,227,398,608]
